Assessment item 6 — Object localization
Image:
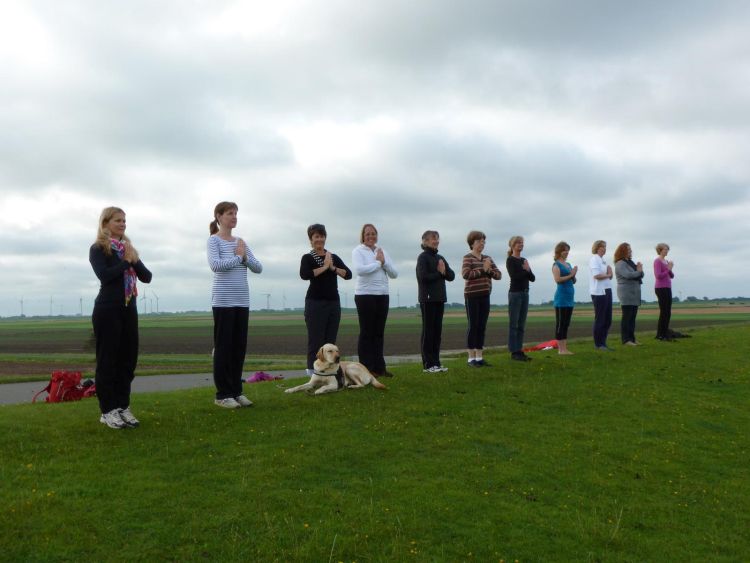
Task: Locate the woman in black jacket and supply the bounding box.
[506,235,535,361]
[416,230,455,373]
[89,207,152,429]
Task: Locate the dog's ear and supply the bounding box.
[316,346,325,362]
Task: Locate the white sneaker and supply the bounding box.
[235,395,253,407]
[215,397,241,409]
[422,366,442,373]
[118,407,140,427]
[437,366,449,372]
[100,409,127,429]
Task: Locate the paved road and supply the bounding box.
[0,370,306,406]
[0,352,460,407]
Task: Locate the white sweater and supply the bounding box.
[351,244,398,295]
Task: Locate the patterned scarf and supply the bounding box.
[110,239,138,305]
[309,248,326,267]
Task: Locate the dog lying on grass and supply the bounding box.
[284,343,387,395]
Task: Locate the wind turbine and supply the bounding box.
[261,293,271,310]
[151,291,160,313]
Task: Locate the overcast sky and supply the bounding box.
[1,0,749,317]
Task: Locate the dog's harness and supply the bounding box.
[313,366,346,389]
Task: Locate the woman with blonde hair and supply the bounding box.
[352,223,398,377]
[551,241,577,355]
[653,242,676,341]
[506,235,535,361]
[89,206,152,429]
[589,240,614,351]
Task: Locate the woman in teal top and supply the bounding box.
[552,242,578,355]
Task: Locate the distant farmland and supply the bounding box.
[2,304,749,355]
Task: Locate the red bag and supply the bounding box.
[32,371,91,403]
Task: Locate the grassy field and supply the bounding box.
[1,303,750,381]
[1,324,749,561]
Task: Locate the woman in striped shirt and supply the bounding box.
[461,231,502,367]
[207,201,263,409]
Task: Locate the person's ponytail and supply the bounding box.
[210,201,238,235]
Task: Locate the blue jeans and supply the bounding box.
[508,291,529,354]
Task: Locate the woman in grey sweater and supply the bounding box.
[614,242,644,345]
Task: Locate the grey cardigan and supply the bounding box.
[615,260,644,306]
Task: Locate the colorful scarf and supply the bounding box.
[110,239,138,305]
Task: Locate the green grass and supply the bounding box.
[1,325,749,561]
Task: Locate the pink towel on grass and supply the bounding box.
[245,371,284,383]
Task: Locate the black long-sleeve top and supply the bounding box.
[506,255,535,292]
[416,248,455,303]
[89,244,152,307]
[299,252,352,301]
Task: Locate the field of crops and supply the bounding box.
[1,303,749,380]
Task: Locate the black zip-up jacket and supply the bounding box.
[416,248,455,303]
[89,244,152,307]
[506,255,536,292]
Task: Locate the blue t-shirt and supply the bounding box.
[553,261,575,308]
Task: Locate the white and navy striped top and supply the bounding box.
[207,235,262,308]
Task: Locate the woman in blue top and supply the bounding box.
[551,241,578,355]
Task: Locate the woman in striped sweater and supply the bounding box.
[207,201,263,409]
[461,231,502,367]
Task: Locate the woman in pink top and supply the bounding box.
[653,242,675,341]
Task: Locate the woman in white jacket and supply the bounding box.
[352,224,398,377]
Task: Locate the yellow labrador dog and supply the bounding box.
[285,343,387,395]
